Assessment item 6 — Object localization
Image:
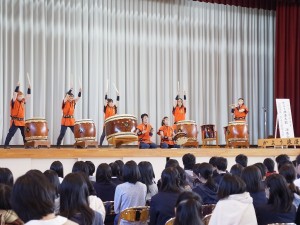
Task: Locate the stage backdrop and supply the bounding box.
[0,0,274,145]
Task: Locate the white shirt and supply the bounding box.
[25,216,68,225]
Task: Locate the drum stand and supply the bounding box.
[25,140,51,149]
[74,140,98,149]
[226,140,249,148]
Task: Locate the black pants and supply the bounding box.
[99,126,106,146]
[4,122,26,146]
[56,125,74,146]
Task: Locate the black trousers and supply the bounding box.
[99,126,106,146]
[56,125,74,146]
[4,122,26,146]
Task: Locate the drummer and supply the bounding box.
[231,98,248,121]
[99,91,120,146]
[158,117,180,149]
[4,82,31,149]
[56,87,82,147]
[172,91,187,124]
[136,114,157,149]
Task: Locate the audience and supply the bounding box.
[275,154,291,170]
[109,162,123,186]
[176,166,191,191]
[114,160,124,180]
[213,157,228,185]
[253,163,267,181]
[294,155,300,188]
[230,164,244,177]
[263,158,276,177]
[50,161,64,183]
[138,161,158,200]
[0,168,14,186]
[182,153,198,189]
[209,174,257,225]
[235,154,248,168]
[85,161,96,182]
[44,170,61,215]
[209,156,219,178]
[72,161,89,176]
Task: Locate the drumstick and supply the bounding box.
[26,72,31,87]
[106,79,109,93]
[177,81,180,92]
[113,83,119,93]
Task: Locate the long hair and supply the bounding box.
[218,174,246,199]
[160,167,181,193]
[279,163,300,196]
[138,161,155,193]
[241,166,264,193]
[59,173,95,225]
[193,163,217,192]
[96,163,113,183]
[0,168,14,186]
[44,170,60,198]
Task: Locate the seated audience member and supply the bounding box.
[11,171,77,225]
[279,163,300,209]
[0,168,14,186]
[174,191,204,225]
[176,166,192,191]
[157,159,180,189]
[150,167,182,225]
[209,156,219,178]
[275,154,291,170]
[72,161,89,176]
[182,153,198,188]
[263,158,276,177]
[138,161,158,200]
[60,173,103,225]
[230,164,244,177]
[241,166,267,208]
[256,174,296,225]
[50,161,64,183]
[235,154,248,168]
[0,184,23,225]
[213,157,228,185]
[115,160,124,175]
[44,170,61,215]
[294,155,300,188]
[114,161,147,225]
[209,174,257,225]
[93,163,117,202]
[253,163,267,181]
[109,162,123,186]
[85,161,96,182]
[193,163,218,204]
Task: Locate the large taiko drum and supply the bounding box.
[226,121,249,142]
[74,119,96,141]
[25,118,49,141]
[175,120,198,143]
[105,114,138,147]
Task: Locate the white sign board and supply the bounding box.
[276,99,294,138]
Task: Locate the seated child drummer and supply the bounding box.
[158,117,180,149]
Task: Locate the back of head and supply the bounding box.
[11,172,55,223]
[275,154,291,170]
[96,163,112,183]
[50,161,64,178]
[160,167,181,193]
[0,168,14,186]
[85,161,95,176]
[253,163,267,179]
[176,166,188,189]
[174,198,204,225]
[218,174,246,199]
[182,154,196,170]
[266,174,293,212]
[193,163,217,191]
[241,166,263,193]
[216,157,227,172]
[115,160,125,178]
[109,162,121,177]
[279,163,296,184]
[138,161,155,186]
[296,154,300,167]
[72,161,89,176]
[44,170,60,197]
[175,191,202,207]
[230,164,244,177]
[165,159,179,169]
[235,154,248,168]
[60,173,94,224]
[123,160,141,184]
[263,158,275,173]
[0,184,12,210]
[209,157,218,168]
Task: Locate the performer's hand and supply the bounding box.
[142,130,147,134]
[168,137,172,141]
[28,84,31,89]
[239,109,245,112]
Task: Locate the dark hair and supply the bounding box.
[174,192,204,225]
[44,170,60,197]
[241,166,263,193]
[0,184,12,210]
[80,172,97,196]
[275,154,291,170]
[235,154,248,168]
[72,161,89,176]
[85,161,95,176]
[218,174,246,199]
[138,161,155,193]
[109,162,121,177]
[266,174,294,212]
[182,153,196,170]
[115,160,124,178]
[230,164,244,177]
[0,168,14,186]
[165,159,179,169]
[96,163,112,183]
[296,154,300,166]
[176,166,189,189]
[253,163,267,179]
[216,157,227,171]
[11,172,55,222]
[141,113,148,120]
[123,161,141,184]
[263,158,275,172]
[238,98,244,101]
[50,161,64,178]
[160,167,181,193]
[209,157,218,167]
[107,98,113,103]
[161,117,168,126]
[193,163,217,192]
[60,173,95,225]
[279,163,300,196]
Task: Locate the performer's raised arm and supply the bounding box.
[75,88,82,103]
[25,83,31,101]
[12,81,20,102]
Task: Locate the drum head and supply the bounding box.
[174,132,188,145]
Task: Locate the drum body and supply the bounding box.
[173,132,188,145]
[226,121,248,142]
[175,120,198,142]
[25,118,48,141]
[201,124,216,139]
[74,119,96,141]
[105,114,138,146]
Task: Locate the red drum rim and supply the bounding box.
[176,120,196,125]
[75,119,95,125]
[105,114,137,123]
[25,118,47,123]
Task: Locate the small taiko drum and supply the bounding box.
[25,118,49,141]
[173,132,188,145]
[74,119,96,141]
[105,114,138,147]
[226,121,249,142]
[175,120,198,143]
[201,124,216,139]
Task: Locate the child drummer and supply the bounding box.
[136,114,157,149]
[4,81,31,149]
[158,117,180,149]
[56,87,82,147]
[172,91,187,124]
[231,98,249,121]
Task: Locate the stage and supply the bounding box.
[0,146,299,180]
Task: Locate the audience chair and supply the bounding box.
[165,217,175,225]
[202,204,216,217]
[117,206,150,225]
[203,214,212,225]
